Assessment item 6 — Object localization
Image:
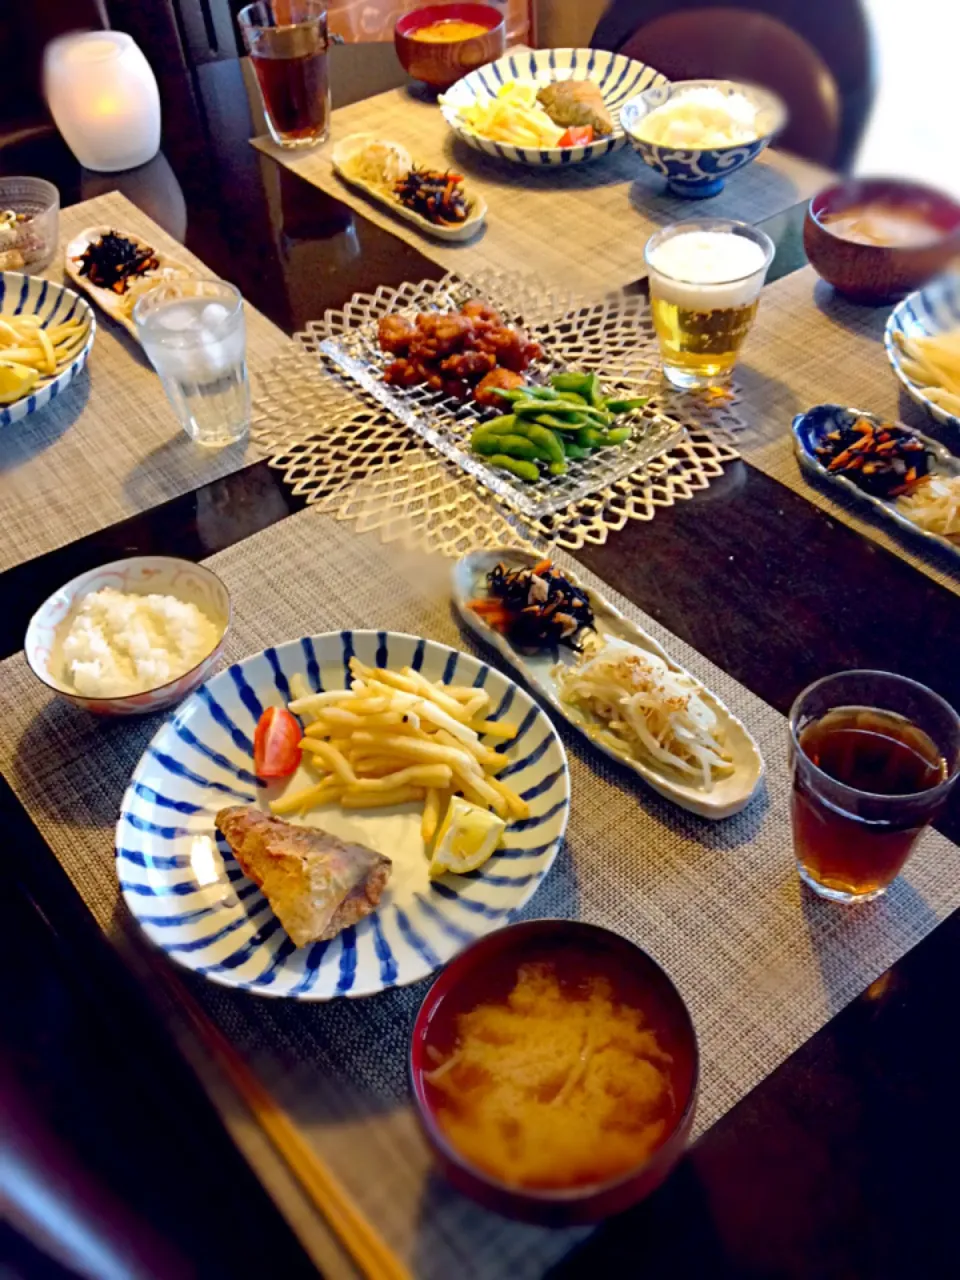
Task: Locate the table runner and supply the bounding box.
[3,508,959,1278]
[0,192,295,572]
[732,265,960,594]
[253,86,832,295]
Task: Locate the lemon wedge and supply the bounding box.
[0,360,38,404]
[429,796,506,879]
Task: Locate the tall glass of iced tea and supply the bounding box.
[789,671,960,903]
[239,1,331,149]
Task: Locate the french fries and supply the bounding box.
[0,312,89,402]
[894,328,960,418]
[270,656,530,839]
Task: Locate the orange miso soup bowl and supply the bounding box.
[804,177,960,305]
[394,4,505,91]
[409,918,699,1225]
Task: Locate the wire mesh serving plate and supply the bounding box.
[310,270,684,520]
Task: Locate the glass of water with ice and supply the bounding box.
[133,279,250,446]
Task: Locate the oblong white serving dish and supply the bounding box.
[332,134,487,243]
[64,224,193,339]
[453,548,764,819]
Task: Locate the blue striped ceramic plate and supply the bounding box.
[885,272,960,432]
[440,47,664,166]
[117,631,570,999]
[0,272,95,428]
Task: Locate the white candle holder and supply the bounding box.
[43,32,162,173]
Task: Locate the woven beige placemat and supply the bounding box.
[0,191,295,572]
[730,264,960,594]
[3,507,959,1278]
[252,86,832,294]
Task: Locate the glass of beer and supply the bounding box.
[789,671,960,903]
[238,1,331,149]
[644,219,774,391]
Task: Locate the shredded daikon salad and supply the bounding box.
[556,637,732,790]
[897,473,960,540]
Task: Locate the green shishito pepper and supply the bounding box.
[472,374,643,479]
[576,425,606,449]
[471,414,516,438]
[472,432,539,460]
[513,399,583,421]
[603,397,648,415]
[600,425,632,445]
[550,372,592,395]
[525,424,566,470]
[533,412,589,432]
[487,453,540,483]
[562,441,591,459]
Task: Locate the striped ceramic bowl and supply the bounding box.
[25,556,231,716]
[440,47,665,166]
[116,631,570,999]
[0,272,95,428]
[621,79,787,198]
[885,271,960,432]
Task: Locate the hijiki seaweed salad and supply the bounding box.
[468,561,595,650]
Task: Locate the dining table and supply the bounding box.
[3,40,959,1280]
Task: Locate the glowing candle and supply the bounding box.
[44,32,161,173]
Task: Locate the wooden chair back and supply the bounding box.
[593,0,873,169]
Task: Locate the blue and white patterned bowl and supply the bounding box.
[117,631,570,999]
[621,79,787,198]
[440,47,664,167]
[885,272,960,433]
[0,272,95,427]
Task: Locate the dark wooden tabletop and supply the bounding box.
[3,44,959,1280]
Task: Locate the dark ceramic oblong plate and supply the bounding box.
[792,403,960,564]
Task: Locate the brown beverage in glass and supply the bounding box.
[239,2,330,149]
[789,673,960,903]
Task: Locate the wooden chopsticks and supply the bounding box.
[158,967,413,1280]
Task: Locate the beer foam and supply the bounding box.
[647,231,769,309]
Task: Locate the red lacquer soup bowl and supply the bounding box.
[395,4,505,91]
[409,918,699,1225]
[804,177,960,304]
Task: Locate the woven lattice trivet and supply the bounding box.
[253,270,746,553]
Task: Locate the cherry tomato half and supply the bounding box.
[558,125,594,147]
[254,706,302,778]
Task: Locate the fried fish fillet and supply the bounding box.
[215,806,392,947]
[537,80,614,136]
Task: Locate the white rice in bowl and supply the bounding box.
[62,587,221,698]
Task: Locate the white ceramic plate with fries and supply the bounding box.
[0,272,94,427]
[886,272,960,431]
[64,224,192,340]
[117,631,570,999]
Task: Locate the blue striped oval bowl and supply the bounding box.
[885,272,960,432]
[440,47,664,166]
[117,631,570,999]
[0,272,95,428]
